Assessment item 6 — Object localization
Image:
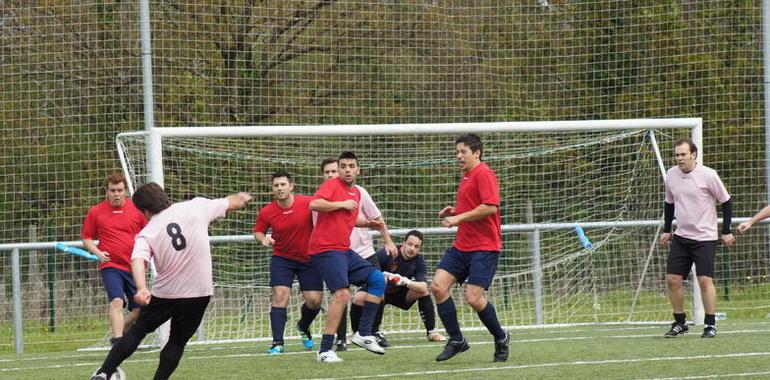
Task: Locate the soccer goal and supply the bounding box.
[114,118,703,345]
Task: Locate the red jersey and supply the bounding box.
[453,162,502,252]
[253,194,315,263]
[308,177,360,254]
[81,199,147,271]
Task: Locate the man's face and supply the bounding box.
[674,143,696,172]
[272,176,294,201]
[106,182,127,208]
[455,142,480,172]
[338,158,359,185]
[401,235,423,260]
[322,162,339,180]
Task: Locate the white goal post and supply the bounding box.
[114,118,705,346]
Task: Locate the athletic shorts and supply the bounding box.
[667,235,717,278]
[384,286,418,310]
[310,250,377,292]
[100,267,140,310]
[131,296,210,346]
[436,247,500,290]
[357,254,382,293]
[269,255,324,291]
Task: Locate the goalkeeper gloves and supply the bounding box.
[383,271,412,287]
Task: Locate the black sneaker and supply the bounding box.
[436,338,469,362]
[334,339,347,352]
[374,332,390,348]
[664,322,689,337]
[90,373,108,380]
[701,324,716,338]
[493,331,510,362]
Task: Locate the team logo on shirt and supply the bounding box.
[112,210,125,214]
[282,210,294,215]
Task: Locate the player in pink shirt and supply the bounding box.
[660,138,735,339]
[253,171,323,354]
[90,183,252,380]
[81,173,147,346]
[431,134,509,363]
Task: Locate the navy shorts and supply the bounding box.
[384,286,417,310]
[667,235,717,278]
[357,254,382,292]
[100,267,140,310]
[269,255,324,291]
[311,250,377,292]
[436,247,500,290]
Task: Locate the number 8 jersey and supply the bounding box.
[131,197,229,299]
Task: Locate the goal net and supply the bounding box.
[114,120,698,345]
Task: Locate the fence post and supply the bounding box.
[12,248,24,353]
[527,201,544,324]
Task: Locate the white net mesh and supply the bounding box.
[115,125,691,343]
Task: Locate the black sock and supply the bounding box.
[298,303,320,332]
[269,307,287,345]
[418,296,436,332]
[372,303,386,334]
[704,314,716,326]
[477,302,506,341]
[436,297,463,342]
[674,312,686,325]
[320,334,335,353]
[99,322,149,376]
[350,303,363,333]
[357,301,380,336]
[337,304,348,341]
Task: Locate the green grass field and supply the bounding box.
[4,321,770,379]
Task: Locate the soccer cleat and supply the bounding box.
[374,331,390,348]
[436,338,470,362]
[701,324,716,338]
[297,322,314,350]
[90,373,108,380]
[267,343,284,354]
[334,339,347,352]
[664,322,689,337]
[352,332,386,355]
[316,350,344,363]
[493,331,510,362]
[427,330,446,342]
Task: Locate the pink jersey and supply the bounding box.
[665,164,730,241]
[132,197,229,299]
[350,185,382,259]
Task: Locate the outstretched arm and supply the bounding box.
[738,203,770,234]
[227,192,253,211]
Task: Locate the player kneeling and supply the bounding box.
[361,230,445,344]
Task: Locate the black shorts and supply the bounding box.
[667,235,717,278]
[384,286,417,310]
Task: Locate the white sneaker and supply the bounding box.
[317,350,344,363]
[352,332,385,355]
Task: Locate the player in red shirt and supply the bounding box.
[431,134,509,362]
[309,151,387,363]
[253,171,323,354]
[81,173,147,346]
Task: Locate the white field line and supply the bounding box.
[635,371,770,380]
[3,325,770,372]
[302,352,770,380]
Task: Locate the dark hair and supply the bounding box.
[455,133,483,159]
[104,172,128,189]
[338,151,358,162]
[404,229,424,244]
[674,138,698,155]
[132,182,171,214]
[320,158,338,172]
[272,170,293,183]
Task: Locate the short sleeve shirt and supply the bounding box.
[253,195,314,263]
[308,177,360,254]
[665,164,730,241]
[453,162,502,252]
[132,197,229,299]
[349,185,382,259]
[81,199,147,272]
